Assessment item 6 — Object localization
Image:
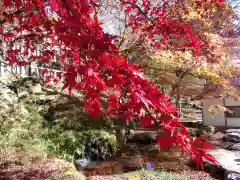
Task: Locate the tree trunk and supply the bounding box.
[175,86,180,118]
[28,62,32,76]
[115,125,127,156]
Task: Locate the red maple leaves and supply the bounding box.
[0,0,223,169]
[120,0,203,54]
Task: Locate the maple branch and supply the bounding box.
[142,64,205,80]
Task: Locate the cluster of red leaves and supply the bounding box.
[120,0,225,56]
[0,0,221,168]
[120,0,203,54]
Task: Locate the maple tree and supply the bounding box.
[0,0,227,168]
[100,0,240,119]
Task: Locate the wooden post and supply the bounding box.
[223,98,227,128]
[28,62,32,76]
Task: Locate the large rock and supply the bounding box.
[128,130,158,145]
[225,129,240,134]
[84,161,124,176]
[224,132,240,143]
[29,83,42,94]
[206,149,240,180]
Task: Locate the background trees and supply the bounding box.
[103,0,240,111]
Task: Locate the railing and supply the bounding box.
[0,63,59,76]
[0,62,85,83]
[0,37,64,80]
[0,62,67,83]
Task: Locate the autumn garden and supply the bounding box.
[0,0,240,179]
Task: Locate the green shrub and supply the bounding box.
[0,101,117,163]
[45,128,117,162]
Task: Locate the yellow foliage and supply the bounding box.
[122,0,238,100]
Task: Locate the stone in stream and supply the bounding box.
[224,130,240,143]
[225,171,240,180]
[227,143,240,151]
[74,157,94,170]
[145,161,156,169]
